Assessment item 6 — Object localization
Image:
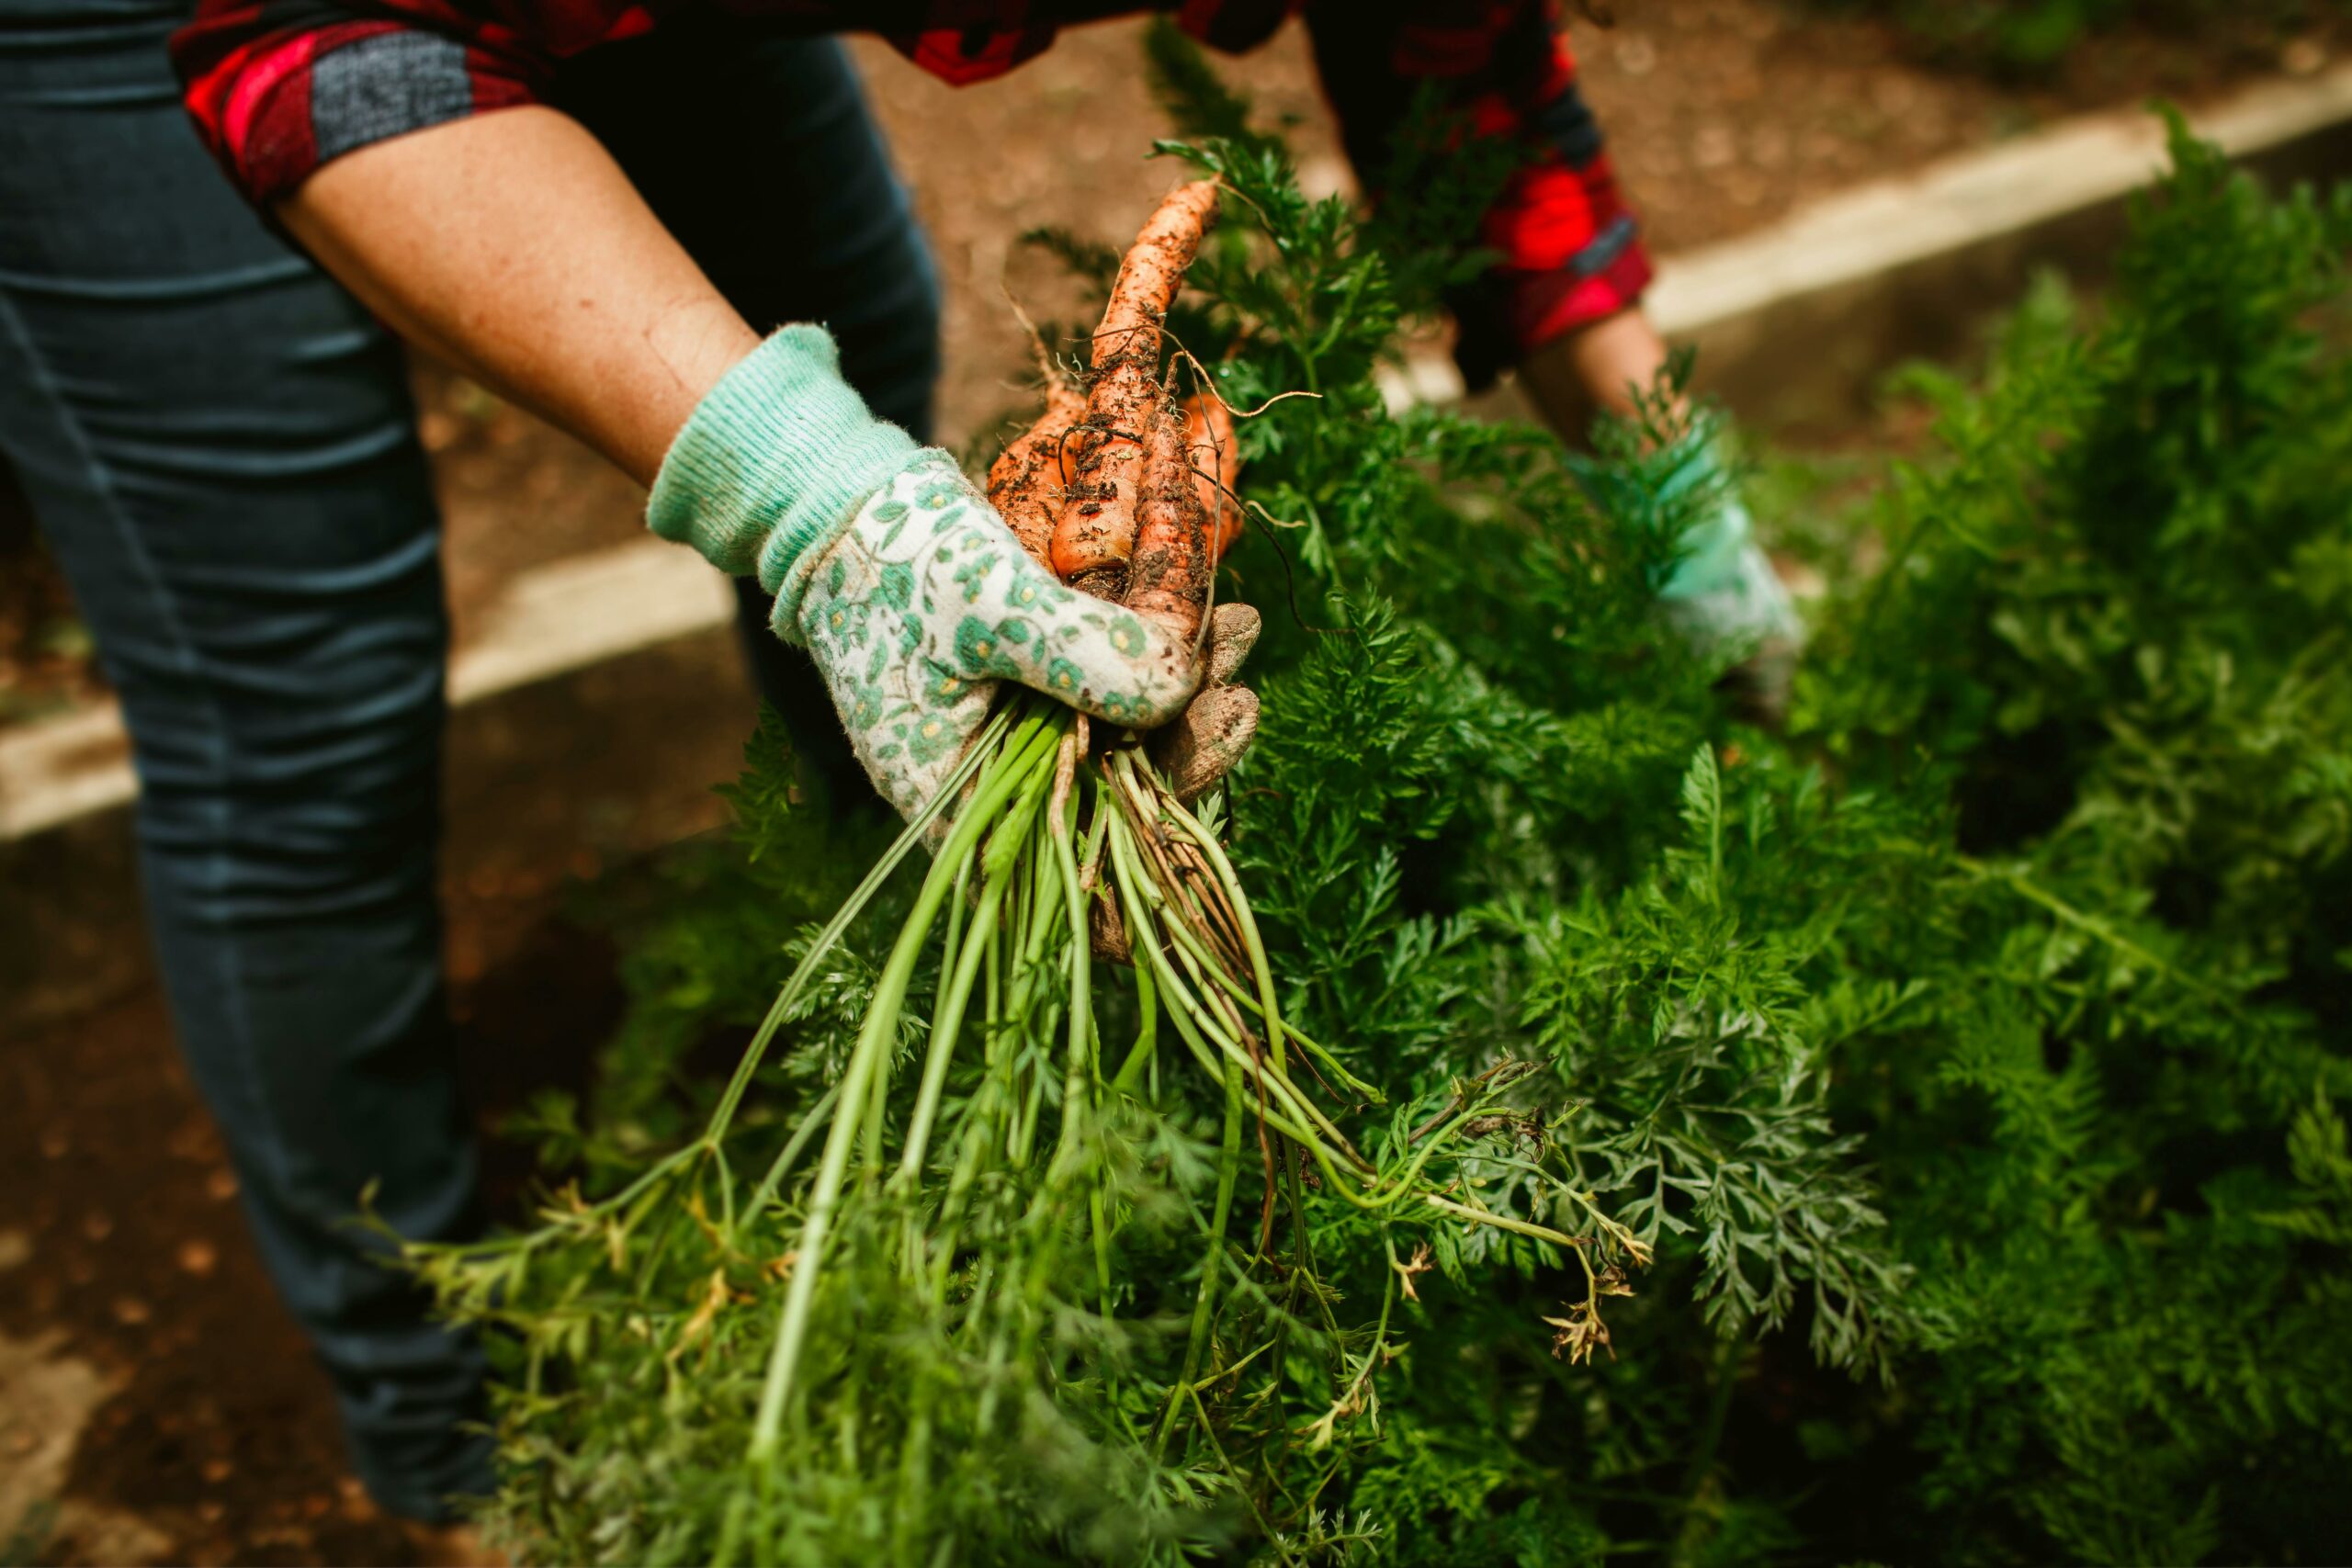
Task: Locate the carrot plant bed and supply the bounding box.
[433,46,2352,1568]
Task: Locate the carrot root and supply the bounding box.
[1050,179,1221,596]
[1182,394,1243,563]
[1124,372,1213,649]
[989,377,1088,569]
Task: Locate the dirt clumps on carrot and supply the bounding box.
[988,373,1086,569]
[1123,370,1215,649]
[995,177,1245,739]
[1052,179,1221,600]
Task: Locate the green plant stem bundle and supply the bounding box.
[737,690,1637,1549]
[412,686,1639,1564]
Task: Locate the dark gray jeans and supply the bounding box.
[0,2,936,1521]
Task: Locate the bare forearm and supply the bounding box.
[279,107,758,487]
[1517,309,1677,448]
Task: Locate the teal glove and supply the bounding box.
[1653,435,1803,658]
[650,326,1213,819]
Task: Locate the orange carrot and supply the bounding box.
[1182,393,1243,563]
[988,377,1087,570]
[1051,179,1220,598]
[1124,373,1213,648]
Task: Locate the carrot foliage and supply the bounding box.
[440,41,2352,1567]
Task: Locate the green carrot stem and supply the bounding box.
[1153,918,1362,1164]
[1080,788,1113,888]
[1091,1183,1115,1324]
[865,738,1055,1171]
[894,858,1009,1184]
[1111,958,1159,1096]
[709,1143,738,1241]
[1136,924,1373,1103]
[1420,1192,1585,1248]
[897,739,1060,1186]
[929,801,1073,1284]
[1105,815,1228,1086]
[1146,886,1378,1124]
[1009,1032,1051,1169]
[1100,788,1357,1159]
[1362,1105,1507,1213]
[1105,814,1355,1168]
[1447,1149,1627,1240]
[1187,1383,1298,1566]
[897,1395,934,1562]
[927,1044,1002,1285]
[714,1485,753,1568]
[748,710,1064,1461]
[1158,1054,1247,1460]
[1310,1237,1402,1450]
[1047,780,1093,1176]
[974,1290,1014,1438]
[1141,765,1293,1075]
[705,705,1024,1148]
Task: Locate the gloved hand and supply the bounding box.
[650,326,1253,820]
[1652,434,1803,659]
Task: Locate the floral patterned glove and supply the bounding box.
[649,327,1212,819]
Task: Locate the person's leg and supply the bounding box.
[0,1,490,1519]
[557,23,943,813]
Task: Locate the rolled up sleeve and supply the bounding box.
[172,1,548,208]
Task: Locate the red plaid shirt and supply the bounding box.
[172,0,1650,356]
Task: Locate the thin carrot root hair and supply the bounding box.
[1182,393,1242,563]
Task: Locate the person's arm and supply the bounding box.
[1298,2,1798,655]
[172,0,754,478]
[1301,0,1660,442]
[281,107,757,486]
[274,104,1262,816]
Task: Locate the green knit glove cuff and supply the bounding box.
[646,323,921,597]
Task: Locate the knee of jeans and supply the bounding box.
[141,740,443,923]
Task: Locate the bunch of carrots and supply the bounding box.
[991,178,1243,606]
[411,182,1627,1562]
[720,178,1618,1544]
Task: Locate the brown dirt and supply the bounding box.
[0,633,751,1566]
[6,3,2341,730]
[0,926,620,1567]
[0,469,104,728]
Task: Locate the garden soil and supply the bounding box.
[0,637,752,1566]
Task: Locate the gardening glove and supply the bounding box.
[649,326,1241,820]
[1652,434,1804,660]
[1153,603,1259,802]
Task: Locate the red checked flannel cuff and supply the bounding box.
[177,12,541,209]
[1490,154,1656,352]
